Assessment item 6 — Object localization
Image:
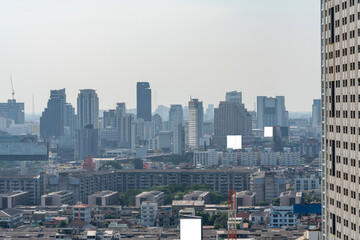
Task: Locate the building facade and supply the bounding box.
[214,101,252,148]
[256,96,288,129]
[188,98,203,149]
[77,89,99,129]
[137,82,152,121]
[0,99,24,124]
[40,89,66,139]
[321,1,360,239]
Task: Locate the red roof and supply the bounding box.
[68,219,88,227]
[72,203,91,208]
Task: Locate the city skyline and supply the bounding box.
[0,0,320,113]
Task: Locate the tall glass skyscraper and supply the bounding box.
[136,82,152,121]
[77,89,99,129]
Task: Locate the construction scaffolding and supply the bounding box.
[227,189,237,240]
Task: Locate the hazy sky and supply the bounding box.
[0,0,320,114]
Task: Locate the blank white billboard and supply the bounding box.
[227,135,242,150]
[264,127,273,137]
[180,218,202,240]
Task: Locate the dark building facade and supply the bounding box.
[0,99,25,124]
[137,82,152,121]
[214,101,252,148]
[75,124,99,160]
[40,89,66,139]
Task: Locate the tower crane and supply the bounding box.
[10,75,15,100]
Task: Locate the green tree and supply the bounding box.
[102,222,109,228]
[195,211,210,225]
[258,201,268,206]
[271,197,280,206]
[0,221,8,228]
[56,220,68,228]
[214,213,228,229]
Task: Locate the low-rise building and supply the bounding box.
[0,208,23,228]
[0,191,30,209]
[140,201,158,227]
[72,204,95,223]
[280,191,303,206]
[135,191,164,207]
[221,150,238,165]
[236,191,256,206]
[294,178,320,192]
[172,200,205,218]
[250,211,267,225]
[251,171,286,204]
[240,148,258,166]
[41,191,74,207]
[280,148,300,166]
[193,149,220,166]
[88,191,118,206]
[269,206,297,228]
[183,191,211,204]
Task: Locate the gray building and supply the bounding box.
[256,96,288,129]
[251,171,286,204]
[226,91,242,104]
[0,191,30,209]
[137,82,152,121]
[41,190,74,206]
[40,89,66,139]
[75,124,99,160]
[0,174,45,205]
[0,99,24,124]
[188,98,203,149]
[169,105,184,154]
[48,169,254,202]
[311,99,321,126]
[136,191,165,207]
[77,89,99,129]
[88,191,118,206]
[214,101,252,148]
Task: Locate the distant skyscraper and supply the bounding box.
[169,105,183,128]
[137,82,152,121]
[226,91,242,104]
[64,103,76,138]
[204,104,214,121]
[173,124,185,155]
[169,105,184,154]
[77,89,99,129]
[257,96,288,129]
[40,89,66,139]
[311,99,321,126]
[75,124,99,160]
[153,114,162,133]
[188,98,203,149]
[103,110,116,128]
[116,103,126,119]
[0,99,24,124]
[116,104,135,150]
[214,101,252,148]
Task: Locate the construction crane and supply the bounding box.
[10,75,15,100]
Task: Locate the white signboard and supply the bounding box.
[227,135,242,150]
[180,218,202,240]
[264,127,273,137]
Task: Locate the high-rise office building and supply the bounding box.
[188,98,203,149]
[256,96,288,129]
[40,89,66,139]
[321,1,359,239]
[137,82,152,121]
[214,101,252,148]
[312,99,321,127]
[153,114,162,133]
[169,105,183,128]
[226,91,242,104]
[169,105,184,154]
[204,104,214,121]
[75,124,99,160]
[77,89,99,129]
[0,100,25,124]
[103,110,117,128]
[64,103,76,138]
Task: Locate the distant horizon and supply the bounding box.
[1,0,320,114]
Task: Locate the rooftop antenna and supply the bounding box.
[10,75,15,100]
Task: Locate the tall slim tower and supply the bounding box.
[137,82,152,121]
[321,1,359,239]
[77,89,99,129]
[188,98,203,149]
[312,99,321,127]
[40,89,66,139]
